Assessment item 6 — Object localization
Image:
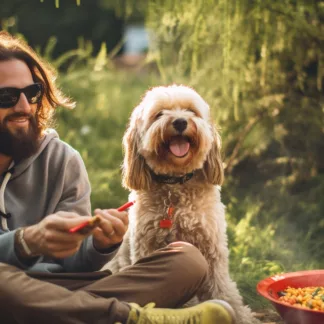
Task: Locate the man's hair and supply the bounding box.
[0,31,75,132]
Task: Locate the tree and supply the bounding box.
[134,0,324,278]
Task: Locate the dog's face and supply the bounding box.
[123,85,224,190]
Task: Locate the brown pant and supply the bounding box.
[0,242,208,324]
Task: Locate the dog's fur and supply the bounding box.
[103,85,259,323]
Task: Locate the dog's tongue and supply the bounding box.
[169,137,190,157]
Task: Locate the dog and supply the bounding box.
[103,85,260,324]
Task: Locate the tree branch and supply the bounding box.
[224,109,267,173]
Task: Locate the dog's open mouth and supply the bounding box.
[168,136,191,158]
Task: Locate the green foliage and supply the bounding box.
[54,50,161,209]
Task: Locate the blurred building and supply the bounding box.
[114,23,150,70]
[124,24,149,55]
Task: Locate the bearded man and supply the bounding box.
[0,31,128,271]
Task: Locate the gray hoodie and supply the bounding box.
[0,129,118,272]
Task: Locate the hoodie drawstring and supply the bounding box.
[0,161,14,231]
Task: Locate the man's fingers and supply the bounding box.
[91,209,129,249]
[118,211,129,226]
[94,209,129,226]
[95,212,127,236]
[110,218,128,236]
[96,218,116,237]
[43,229,85,243]
[44,214,92,232]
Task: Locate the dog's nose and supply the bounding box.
[172,118,187,133]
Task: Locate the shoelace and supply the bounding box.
[143,313,202,324]
[127,303,156,324]
[127,302,202,324]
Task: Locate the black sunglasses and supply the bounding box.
[0,83,44,109]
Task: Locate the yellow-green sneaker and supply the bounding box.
[125,299,236,324]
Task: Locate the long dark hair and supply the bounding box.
[0,31,75,132]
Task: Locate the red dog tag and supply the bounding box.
[160,219,172,228]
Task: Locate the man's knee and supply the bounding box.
[167,241,208,283]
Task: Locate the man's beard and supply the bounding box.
[0,112,41,163]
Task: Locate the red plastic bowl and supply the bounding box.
[257,270,324,324]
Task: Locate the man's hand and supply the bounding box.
[23,211,93,259]
[91,208,129,250]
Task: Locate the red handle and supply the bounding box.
[69,201,135,233]
[117,201,135,211]
[69,220,92,233]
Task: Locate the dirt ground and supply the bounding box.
[253,310,284,324]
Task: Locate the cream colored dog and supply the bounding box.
[104,85,259,324]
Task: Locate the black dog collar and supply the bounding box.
[150,170,194,184]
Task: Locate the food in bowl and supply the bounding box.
[278,286,324,311]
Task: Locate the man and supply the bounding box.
[0,31,235,324]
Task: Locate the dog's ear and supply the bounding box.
[203,126,224,185]
[122,123,151,190]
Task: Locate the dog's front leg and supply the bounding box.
[205,267,261,324]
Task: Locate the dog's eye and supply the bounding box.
[187,108,196,114]
[155,112,163,119]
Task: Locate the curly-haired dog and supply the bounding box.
[103,85,259,324]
